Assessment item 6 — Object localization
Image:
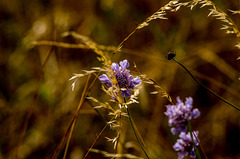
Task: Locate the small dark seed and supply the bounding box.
[168,51,176,60]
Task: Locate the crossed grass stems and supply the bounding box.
[16,0,240,159]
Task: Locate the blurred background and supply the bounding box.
[0,0,240,158]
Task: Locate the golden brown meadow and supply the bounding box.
[0,0,240,158]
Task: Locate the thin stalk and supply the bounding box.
[53,70,102,159]
[115,113,123,159]
[83,117,114,159]
[111,27,138,58]
[126,105,150,159]
[172,57,240,111]
[193,131,208,159]
[63,74,92,159]
[188,121,201,159]
[63,120,75,159]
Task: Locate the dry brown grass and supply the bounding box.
[1,0,240,159]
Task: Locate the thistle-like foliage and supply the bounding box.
[99,59,141,98]
[165,97,200,135]
[173,131,199,159]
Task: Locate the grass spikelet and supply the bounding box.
[134,63,173,104]
[86,96,114,111]
[229,9,240,15]
[62,31,112,65]
[137,0,181,30]
[199,0,240,37]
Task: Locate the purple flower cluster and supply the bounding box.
[165,97,200,135]
[173,131,199,159]
[165,97,201,159]
[99,59,141,98]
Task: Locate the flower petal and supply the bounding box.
[122,89,131,97]
[191,108,200,118]
[133,77,141,85]
[99,74,112,86]
[111,63,119,71]
[120,59,129,70]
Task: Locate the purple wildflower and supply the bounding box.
[164,97,200,135]
[173,131,199,159]
[99,59,141,98]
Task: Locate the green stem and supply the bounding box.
[188,121,201,159]
[126,107,150,159]
[172,57,240,111]
[124,98,150,159]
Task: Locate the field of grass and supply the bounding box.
[0,0,240,159]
